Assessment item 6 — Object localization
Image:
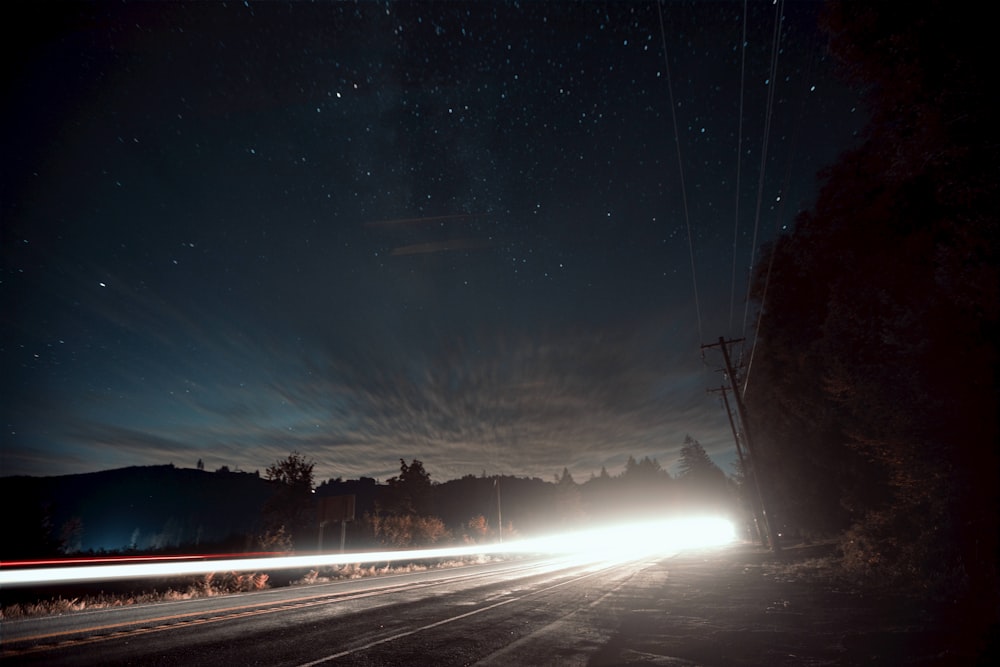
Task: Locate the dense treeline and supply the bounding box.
[314,444,735,550]
[2,437,736,559]
[746,0,997,612]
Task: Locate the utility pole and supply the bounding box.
[709,385,764,546]
[702,336,781,553]
[495,475,503,544]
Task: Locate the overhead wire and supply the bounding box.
[741,134,794,397]
[740,0,785,345]
[728,0,749,336]
[741,38,818,398]
[656,0,704,345]
[653,0,795,395]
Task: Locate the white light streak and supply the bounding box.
[0,518,735,588]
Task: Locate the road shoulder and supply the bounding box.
[590,542,988,666]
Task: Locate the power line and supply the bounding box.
[741,0,785,340]
[656,0,703,344]
[742,44,818,397]
[728,0,749,335]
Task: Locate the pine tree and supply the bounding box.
[677,435,719,480]
[677,436,729,513]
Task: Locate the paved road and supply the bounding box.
[1,554,659,666]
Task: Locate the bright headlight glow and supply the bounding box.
[506,517,737,562]
[0,517,735,587]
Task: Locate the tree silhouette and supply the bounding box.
[556,467,575,486]
[676,436,729,512]
[622,455,668,482]
[261,451,316,548]
[748,0,997,610]
[382,459,433,516]
[265,451,315,491]
[677,436,718,479]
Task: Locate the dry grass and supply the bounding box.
[1,571,270,620]
[761,554,845,584]
[2,555,497,620]
[291,554,497,585]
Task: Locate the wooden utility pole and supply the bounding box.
[702,336,781,553]
[495,475,503,544]
[709,385,764,546]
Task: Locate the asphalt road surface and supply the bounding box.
[8,544,988,665]
[1,554,661,666]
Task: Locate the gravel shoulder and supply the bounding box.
[590,542,996,666]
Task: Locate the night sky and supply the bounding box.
[1,1,863,484]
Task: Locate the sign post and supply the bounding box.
[317,495,356,553]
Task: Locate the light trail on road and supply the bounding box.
[294,558,621,667]
[0,517,734,587]
[3,548,686,666]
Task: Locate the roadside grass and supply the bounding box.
[760,546,846,585]
[0,555,498,620]
[290,554,496,585]
[1,571,270,620]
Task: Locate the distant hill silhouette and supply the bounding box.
[4,460,738,559]
[3,465,276,556]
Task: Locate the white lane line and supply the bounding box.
[296,597,521,667]
[297,564,614,666]
[470,560,649,666]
